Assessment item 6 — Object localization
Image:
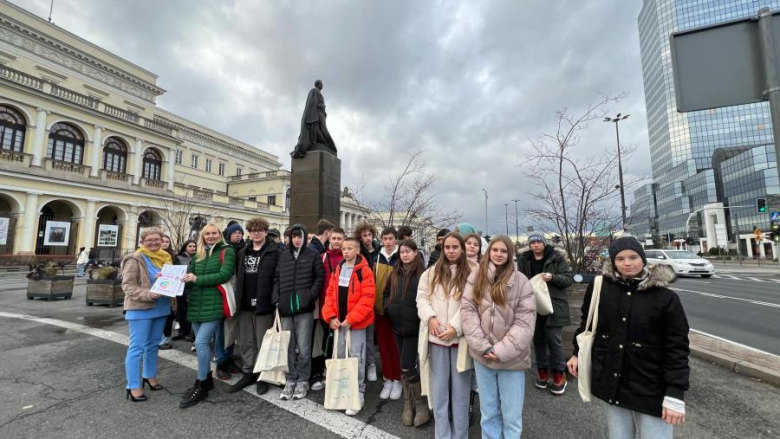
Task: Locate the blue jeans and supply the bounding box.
[603,400,673,439]
[192,319,224,380]
[474,361,526,439]
[77,263,87,277]
[125,316,167,389]
[215,319,231,364]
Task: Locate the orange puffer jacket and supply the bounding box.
[322,255,376,330]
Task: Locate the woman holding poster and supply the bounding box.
[121,228,173,402]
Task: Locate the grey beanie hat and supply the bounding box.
[608,237,647,265]
[528,234,546,245]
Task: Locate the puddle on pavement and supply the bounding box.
[78,315,125,329]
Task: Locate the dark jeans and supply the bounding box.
[533,315,565,372]
[163,311,175,337]
[395,333,419,380]
[176,294,192,337]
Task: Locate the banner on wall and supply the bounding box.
[97,224,119,247]
[43,221,71,246]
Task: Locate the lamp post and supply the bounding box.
[512,198,520,244]
[482,189,489,235]
[604,113,629,230]
[504,203,509,235]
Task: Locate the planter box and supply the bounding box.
[27,276,74,301]
[85,279,124,308]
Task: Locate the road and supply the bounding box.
[671,272,780,356]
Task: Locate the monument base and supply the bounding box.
[290,151,341,232]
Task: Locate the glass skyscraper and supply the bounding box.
[630,0,780,241]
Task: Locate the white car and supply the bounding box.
[645,250,716,278]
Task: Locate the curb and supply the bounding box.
[689,331,780,387]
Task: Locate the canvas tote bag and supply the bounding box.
[576,275,603,402]
[253,310,290,373]
[324,329,361,411]
[530,274,554,316]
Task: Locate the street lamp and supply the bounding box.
[482,189,489,235]
[504,203,509,235]
[512,198,521,244]
[604,113,629,231]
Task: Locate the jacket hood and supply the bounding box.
[517,244,566,262]
[288,223,309,253]
[380,245,398,260]
[601,261,676,290]
[341,254,369,272]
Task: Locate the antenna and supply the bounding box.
[47,0,54,23]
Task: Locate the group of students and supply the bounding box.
[121,216,690,439]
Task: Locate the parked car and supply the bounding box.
[645,249,715,277]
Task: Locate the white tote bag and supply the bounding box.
[253,310,290,373]
[258,369,287,386]
[324,329,361,411]
[530,274,554,316]
[576,275,603,402]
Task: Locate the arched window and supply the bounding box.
[0,105,27,153]
[47,122,84,164]
[142,148,162,181]
[102,138,127,173]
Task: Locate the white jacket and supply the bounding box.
[416,264,465,346]
[77,250,89,265]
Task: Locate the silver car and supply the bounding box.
[645,249,716,278]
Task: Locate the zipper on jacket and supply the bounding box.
[489,303,496,345]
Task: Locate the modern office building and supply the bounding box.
[629,0,779,258]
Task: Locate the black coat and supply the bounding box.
[383,269,420,337]
[517,245,573,327]
[428,245,441,267]
[272,224,325,317]
[309,236,326,255]
[573,263,690,417]
[234,240,281,315]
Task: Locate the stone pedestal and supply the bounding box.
[290,151,341,232]
[86,279,124,307]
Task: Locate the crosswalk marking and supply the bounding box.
[747,277,765,282]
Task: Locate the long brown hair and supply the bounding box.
[387,239,425,305]
[430,232,471,301]
[464,233,482,262]
[472,235,515,307]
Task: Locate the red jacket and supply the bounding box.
[322,255,375,330]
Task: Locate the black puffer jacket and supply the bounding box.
[573,262,690,418]
[517,245,573,327]
[272,224,325,317]
[235,240,281,315]
[383,268,420,337]
[428,245,442,267]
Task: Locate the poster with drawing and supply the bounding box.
[98,224,119,247]
[0,217,9,245]
[43,221,70,246]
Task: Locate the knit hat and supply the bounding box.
[225,223,244,238]
[528,234,545,245]
[608,237,647,266]
[455,222,476,235]
[267,228,280,238]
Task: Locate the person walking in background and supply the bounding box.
[172,239,197,343]
[385,239,430,427]
[374,227,403,400]
[427,228,450,267]
[158,235,177,350]
[179,224,236,409]
[322,237,376,416]
[273,224,325,401]
[417,232,473,439]
[121,228,173,402]
[76,247,88,277]
[461,235,536,438]
[230,217,280,395]
[568,238,689,439]
[517,234,574,395]
[355,220,381,382]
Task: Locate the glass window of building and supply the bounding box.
[0,105,26,153]
[237,167,242,176]
[102,137,127,174]
[191,154,198,169]
[205,158,212,173]
[218,162,225,176]
[47,122,84,164]
[268,195,276,205]
[175,149,183,164]
[142,148,162,181]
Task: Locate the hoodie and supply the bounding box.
[272,223,326,317]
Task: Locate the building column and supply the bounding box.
[121,212,138,254]
[744,235,754,258]
[166,154,175,191]
[80,200,97,250]
[89,125,103,177]
[30,108,49,167]
[340,211,346,229]
[18,192,40,254]
[132,139,144,185]
[759,239,767,258]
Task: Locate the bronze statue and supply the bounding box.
[291,80,337,158]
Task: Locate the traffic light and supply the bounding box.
[757,198,767,213]
[772,220,780,243]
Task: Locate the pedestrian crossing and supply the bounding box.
[694,274,780,283]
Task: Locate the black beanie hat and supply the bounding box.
[608,237,647,266]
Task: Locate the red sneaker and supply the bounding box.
[535,368,549,389]
[550,371,567,395]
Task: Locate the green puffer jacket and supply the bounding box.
[187,243,236,323]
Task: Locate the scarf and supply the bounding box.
[137,245,172,269]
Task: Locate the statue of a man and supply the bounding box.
[292,80,337,158]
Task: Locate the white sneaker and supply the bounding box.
[379,380,393,400]
[311,379,325,391]
[345,393,365,416]
[390,380,402,400]
[367,364,378,382]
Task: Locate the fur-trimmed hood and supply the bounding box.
[516,244,568,262]
[601,261,676,291]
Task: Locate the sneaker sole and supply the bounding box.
[534,382,548,389]
[549,382,567,395]
[293,393,308,400]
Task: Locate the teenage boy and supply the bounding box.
[517,234,573,395]
[229,217,280,395]
[273,224,325,400]
[373,227,402,400]
[322,237,376,416]
[397,225,413,241]
[310,219,334,254]
[268,228,285,251]
[311,227,346,391]
[226,223,247,252]
[427,228,450,266]
[354,221,381,380]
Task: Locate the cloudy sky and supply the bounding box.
[16,0,650,235]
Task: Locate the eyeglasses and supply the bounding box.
[144,238,162,243]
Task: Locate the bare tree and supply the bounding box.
[523,95,643,273]
[366,151,462,230]
[157,188,214,252]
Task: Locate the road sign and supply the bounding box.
[771,211,780,221]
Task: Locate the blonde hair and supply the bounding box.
[429,232,471,301]
[472,235,515,307]
[140,227,164,243]
[195,223,226,262]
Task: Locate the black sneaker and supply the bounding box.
[180,380,209,409]
[216,362,232,381]
[256,380,269,395]
[229,373,258,393]
[203,372,215,391]
[535,368,550,390]
[226,358,242,374]
[550,371,567,396]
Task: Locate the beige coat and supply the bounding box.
[121,253,159,311]
[460,267,537,371]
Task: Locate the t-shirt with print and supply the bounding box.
[241,246,263,310]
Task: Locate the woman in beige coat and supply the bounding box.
[461,235,536,439]
[417,232,473,439]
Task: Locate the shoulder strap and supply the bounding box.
[219,248,227,264]
[584,275,603,332]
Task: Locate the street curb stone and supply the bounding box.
[689,331,780,388]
